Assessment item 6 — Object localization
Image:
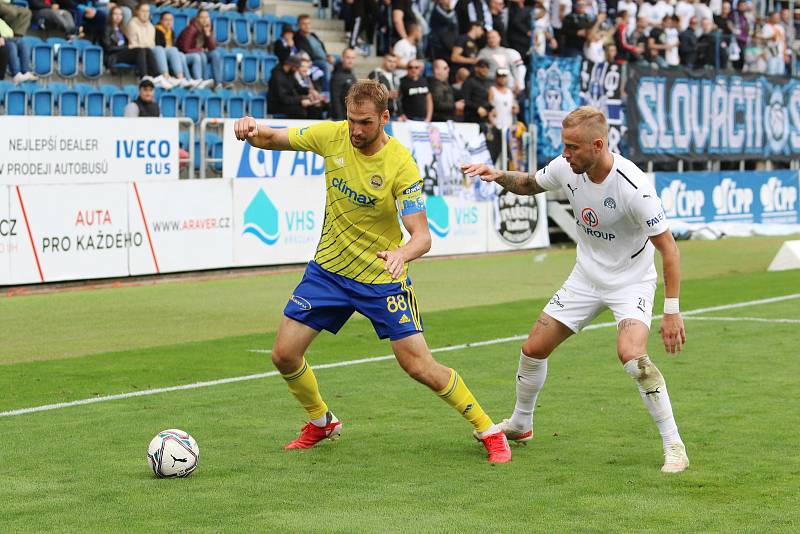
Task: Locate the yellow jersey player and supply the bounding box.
[233,80,511,463]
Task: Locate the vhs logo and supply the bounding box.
[425,195,479,239]
[243,189,316,246]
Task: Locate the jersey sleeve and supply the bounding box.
[629,184,670,236]
[394,156,425,216]
[534,156,566,191]
[288,121,340,156]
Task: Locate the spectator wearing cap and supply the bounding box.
[124,78,160,117]
[330,48,357,120]
[561,0,595,57]
[274,24,298,65]
[462,58,492,123]
[429,58,460,122]
[399,58,432,122]
[488,68,516,130]
[451,22,484,75]
[268,54,312,119]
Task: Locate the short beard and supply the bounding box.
[351,129,381,149]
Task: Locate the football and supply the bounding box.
[147,429,200,478]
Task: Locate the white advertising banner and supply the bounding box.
[128,180,234,275]
[233,176,326,267]
[0,117,180,185]
[222,119,326,179]
[15,183,138,282]
[424,195,491,256]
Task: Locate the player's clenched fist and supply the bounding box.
[234,116,258,141]
[460,163,503,183]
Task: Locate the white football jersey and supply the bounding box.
[535,153,669,289]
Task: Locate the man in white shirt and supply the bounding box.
[393,20,422,78]
[675,0,695,30]
[461,106,689,474]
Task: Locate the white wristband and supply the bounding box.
[664,298,680,315]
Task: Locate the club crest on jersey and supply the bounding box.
[603,197,616,209]
[369,174,385,190]
[581,207,599,227]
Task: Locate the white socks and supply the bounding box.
[510,351,548,431]
[311,411,337,427]
[623,355,682,450]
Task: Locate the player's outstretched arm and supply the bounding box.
[377,212,431,280]
[650,229,686,355]
[460,163,545,195]
[233,116,292,151]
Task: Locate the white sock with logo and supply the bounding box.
[623,356,682,451]
[510,351,548,431]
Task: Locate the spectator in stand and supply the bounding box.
[429,58,460,121]
[675,0,694,30]
[653,0,674,24]
[28,0,76,36]
[455,0,492,36]
[0,0,31,38]
[451,66,470,102]
[679,15,699,66]
[393,20,420,78]
[462,58,492,123]
[583,20,610,63]
[376,0,393,55]
[664,15,681,66]
[429,0,458,61]
[124,77,160,116]
[533,2,558,56]
[68,0,107,43]
[155,11,208,90]
[268,54,311,119]
[127,3,183,89]
[631,15,650,62]
[391,0,415,44]
[330,47,357,120]
[295,14,334,92]
[368,52,400,115]
[614,10,641,63]
[296,55,327,119]
[604,41,618,64]
[728,0,749,70]
[693,0,713,32]
[696,18,728,69]
[2,33,37,83]
[761,10,786,76]
[177,9,222,87]
[561,0,595,57]
[345,0,377,55]
[102,6,160,80]
[0,36,9,79]
[398,59,432,121]
[488,68,516,130]
[638,0,661,27]
[780,7,795,55]
[645,15,675,68]
[478,29,517,85]
[489,0,508,44]
[451,21,483,75]
[274,24,298,65]
[507,0,533,62]
[714,1,733,35]
[616,0,637,23]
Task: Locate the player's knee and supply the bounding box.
[521,341,550,359]
[270,343,301,369]
[624,355,665,391]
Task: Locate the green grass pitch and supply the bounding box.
[1,236,798,532]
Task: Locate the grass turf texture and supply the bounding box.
[1,236,799,531]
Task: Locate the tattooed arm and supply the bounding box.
[460,164,546,196]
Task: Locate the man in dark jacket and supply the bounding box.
[428,0,458,61]
[561,0,595,57]
[330,48,357,120]
[507,0,532,63]
[295,14,333,91]
[429,59,459,122]
[268,55,311,119]
[124,78,160,117]
[462,58,492,123]
[679,16,699,67]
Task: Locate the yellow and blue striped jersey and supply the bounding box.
[288,121,425,284]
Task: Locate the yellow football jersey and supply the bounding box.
[288,121,425,284]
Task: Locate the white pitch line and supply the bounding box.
[2,292,799,419]
[684,316,800,324]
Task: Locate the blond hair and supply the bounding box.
[562,106,608,143]
[345,80,389,114]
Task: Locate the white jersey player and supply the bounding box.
[461,106,689,473]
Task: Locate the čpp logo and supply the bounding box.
[712,178,753,215]
[760,177,798,213]
[243,189,279,245]
[425,195,449,238]
[660,180,704,218]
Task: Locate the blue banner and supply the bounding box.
[655,170,800,224]
[529,56,582,164]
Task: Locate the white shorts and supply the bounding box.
[543,271,656,333]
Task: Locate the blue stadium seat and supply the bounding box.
[5,89,27,115]
[226,94,247,118]
[205,94,223,118]
[73,83,95,98]
[0,80,16,108]
[109,91,130,116]
[184,7,198,19]
[99,84,119,99]
[241,52,259,84]
[159,93,180,117]
[179,131,190,151]
[85,91,106,116]
[247,0,260,10]
[205,132,223,171]
[183,93,202,122]
[56,44,80,78]
[48,81,70,94]
[32,44,54,77]
[221,52,239,84]
[58,90,81,116]
[150,6,162,24]
[32,89,54,115]
[252,18,272,47]
[20,35,43,48]
[10,0,27,6]
[46,36,68,51]
[249,94,266,119]
[279,15,298,30]
[214,14,231,44]
[82,45,104,79]
[261,54,279,84]
[173,12,190,36]
[122,84,140,100]
[231,13,250,46]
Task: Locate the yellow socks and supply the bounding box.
[437,368,493,434]
[281,359,328,421]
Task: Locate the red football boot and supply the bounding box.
[479,430,512,464]
[284,416,342,450]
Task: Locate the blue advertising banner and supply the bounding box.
[626,66,799,162]
[655,170,799,224]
